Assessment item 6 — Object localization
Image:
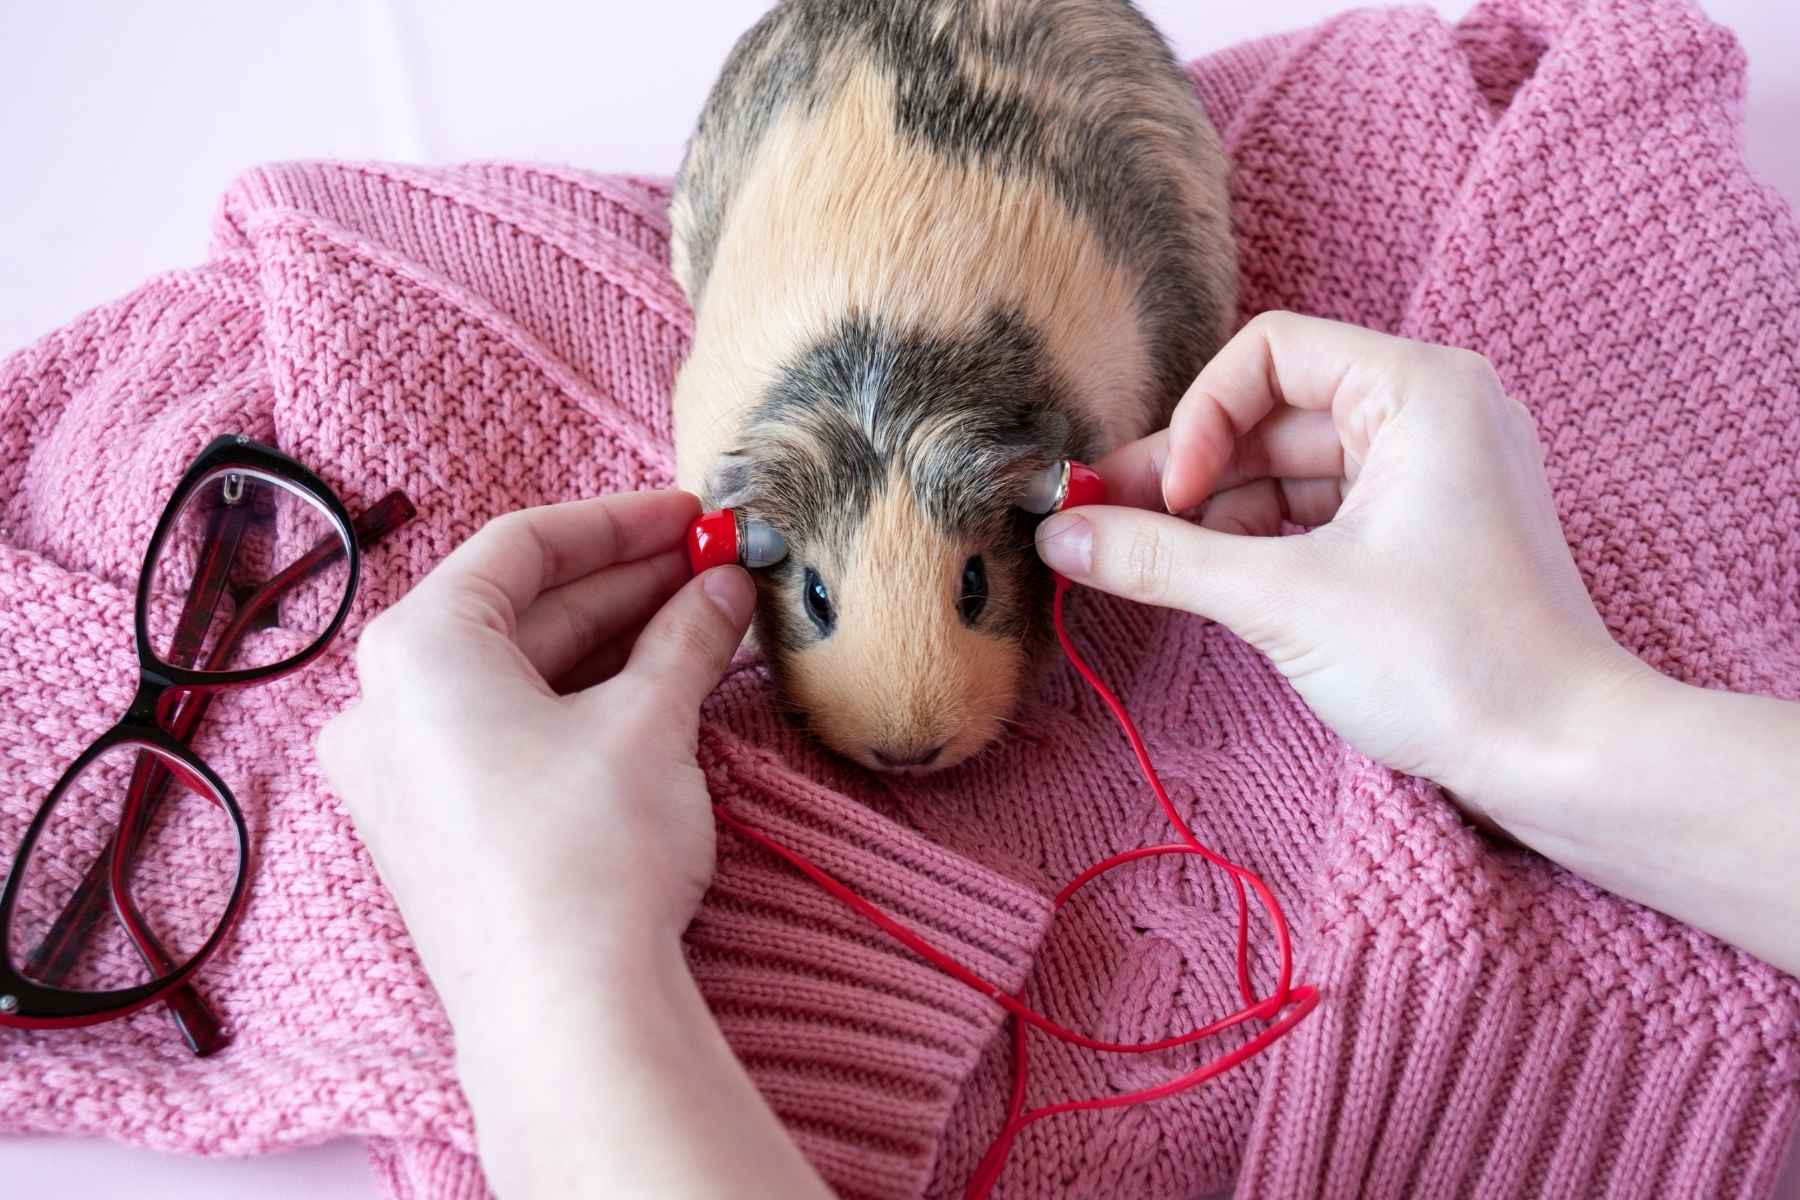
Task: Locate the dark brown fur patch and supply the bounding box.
[672,0,1232,426]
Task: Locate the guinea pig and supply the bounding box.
[669,0,1235,772]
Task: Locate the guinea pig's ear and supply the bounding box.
[994,409,1076,505]
[1032,408,1073,456]
[705,450,759,509]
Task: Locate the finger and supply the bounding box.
[605,566,755,715]
[1035,505,1305,634]
[1280,476,1350,527]
[314,708,353,784]
[552,637,638,695]
[1164,312,1410,512]
[417,491,702,632]
[1198,480,1284,536]
[1211,408,1346,493]
[315,706,371,809]
[1198,476,1349,535]
[1094,431,1169,511]
[1100,409,1345,516]
[514,546,690,681]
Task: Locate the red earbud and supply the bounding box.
[687,509,740,574]
[689,460,1097,576]
[1021,459,1107,514]
[1059,461,1106,510]
[686,509,788,574]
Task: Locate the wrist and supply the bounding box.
[445,918,832,1200]
[1455,641,1664,840]
[448,929,696,1173]
[444,921,691,1058]
[1457,659,1800,974]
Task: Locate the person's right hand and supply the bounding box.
[1035,311,1643,827]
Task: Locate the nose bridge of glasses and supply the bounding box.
[124,675,181,729]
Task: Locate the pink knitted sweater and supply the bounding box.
[3,0,1797,1196]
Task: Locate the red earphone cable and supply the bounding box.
[713,576,1317,1198]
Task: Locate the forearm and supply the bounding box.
[1493,662,1800,975]
[450,935,834,1200]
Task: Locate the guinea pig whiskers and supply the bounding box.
[769,694,815,722]
[986,520,1095,562]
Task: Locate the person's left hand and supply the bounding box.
[317,491,755,1028]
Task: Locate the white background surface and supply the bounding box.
[3,2,1797,1197]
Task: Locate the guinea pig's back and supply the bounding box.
[670,0,1235,492]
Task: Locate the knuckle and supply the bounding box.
[353,610,400,672]
[1441,345,1501,390]
[483,509,528,539]
[353,606,430,678]
[492,510,560,582]
[1122,522,1172,601]
[1240,310,1291,348]
[314,710,361,781]
[664,605,724,664]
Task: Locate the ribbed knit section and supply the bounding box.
[357,729,1057,1200]
[689,727,1051,1200]
[1239,932,1800,1199]
[1236,754,1800,1199]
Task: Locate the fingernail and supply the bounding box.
[1036,513,1093,578]
[1160,454,1186,514]
[702,566,755,625]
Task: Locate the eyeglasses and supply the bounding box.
[0,435,414,1055]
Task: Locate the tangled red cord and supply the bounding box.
[715,576,1318,1198]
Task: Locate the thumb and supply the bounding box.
[611,565,755,714]
[1035,506,1304,634]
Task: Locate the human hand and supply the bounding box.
[1036,312,1641,827]
[317,491,754,1027]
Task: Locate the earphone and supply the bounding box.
[1018,457,1107,516]
[686,459,1102,573]
[686,507,789,573]
[685,462,1316,1199]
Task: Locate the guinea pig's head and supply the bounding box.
[708,313,1093,773]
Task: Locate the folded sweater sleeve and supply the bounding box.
[365,723,1053,1200]
[688,725,1054,1200]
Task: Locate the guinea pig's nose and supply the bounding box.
[871,743,944,769]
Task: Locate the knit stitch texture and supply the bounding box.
[2,1,1797,1196]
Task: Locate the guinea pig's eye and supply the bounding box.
[958,555,988,626]
[803,566,836,636]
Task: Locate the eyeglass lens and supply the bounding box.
[5,742,236,996]
[144,469,354,675]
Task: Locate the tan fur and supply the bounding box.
[780,476,1023,768]
[670,1,1234,771]
[673,49,1163,494]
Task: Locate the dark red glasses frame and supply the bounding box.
[0,435,415,1055]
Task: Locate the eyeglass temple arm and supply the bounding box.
[25,490,417,1056]
[201,490,419,666]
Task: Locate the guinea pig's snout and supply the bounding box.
[870,742,945,771]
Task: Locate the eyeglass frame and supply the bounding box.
[0,434,414,1054]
